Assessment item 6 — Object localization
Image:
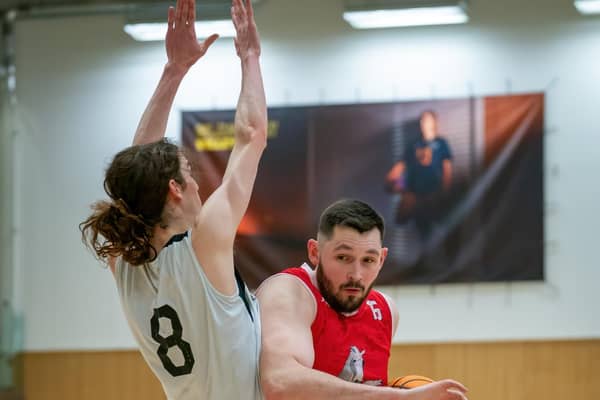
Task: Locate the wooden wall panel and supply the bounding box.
[15,340,600,400]
[388,340,600,400]
[18,351,163,400]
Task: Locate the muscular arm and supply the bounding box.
[258,275,403,400]
[191,0,267,295]
[132,0,218,146]
[132,65,186,146]
[258,276,469,400]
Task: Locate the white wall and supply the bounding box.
[11,0,600,350]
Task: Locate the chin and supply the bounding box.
[341,296,364,311]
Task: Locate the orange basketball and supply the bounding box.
[389,375,434,389]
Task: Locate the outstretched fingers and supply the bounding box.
[245,0,253,17]
[189,0,196,23]
[231,0,246,29]
[235,0,247,15]
[201,33,219,53]
[181,0,189,25]
[440,379,468,394]
[447,388,468,400]
[167,6,175,29]
[175,0,183,25]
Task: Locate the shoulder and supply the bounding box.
[376,291,396,312]
[368,290,393,311]
[375,290,399,335]
[257,271,317,323]
[437,137,451,148]
[258,271,314,303]
[258,265,315,297]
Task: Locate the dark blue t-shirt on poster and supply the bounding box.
[405,137,452,195]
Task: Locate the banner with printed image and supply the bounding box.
[182,93,544,287]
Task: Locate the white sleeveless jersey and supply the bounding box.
[114,233,262,400]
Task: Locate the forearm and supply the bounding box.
[203,57,267,244]
[220,54,267,184]
[234,54,267,144]
[132,62,188,146]
[263,361,401,400]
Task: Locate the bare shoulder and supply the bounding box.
[257,273,312,302]
[257,273,316,322]
[188,202,238,296]
[190,187,230,247]
[257,272,318,370]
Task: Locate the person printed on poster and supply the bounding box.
[385,110,453,237]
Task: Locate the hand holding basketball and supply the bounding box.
[390,377,468,400]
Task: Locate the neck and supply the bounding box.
[149,219,189,253]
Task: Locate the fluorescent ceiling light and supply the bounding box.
[124,20,235,42]
[574,0,600,14]
[344,5,468,29]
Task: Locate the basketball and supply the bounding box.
[389,375,435,389]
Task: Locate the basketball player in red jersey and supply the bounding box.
[257,199,468,400]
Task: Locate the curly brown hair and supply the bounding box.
[80,139,185,266]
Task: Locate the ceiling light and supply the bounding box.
[124,20,235,42]
[343,0,469,29]
[122,1,260,42]
[574,0,600,14]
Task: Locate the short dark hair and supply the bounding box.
[318,199,385,242]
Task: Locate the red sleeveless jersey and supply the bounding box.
[282,265,392,386]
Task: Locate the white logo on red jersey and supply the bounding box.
[339,346,365,383]
[366,300,382,320]
[338,346,383,386]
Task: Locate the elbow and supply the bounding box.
[238,125,267,149]
[260,367,294,400]
[261,372,284,400]
[254,127,267,149]
[261,381,282,400]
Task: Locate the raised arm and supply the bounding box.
[191,0,267,295]
[258,276,468,400]
[132,0,218,146]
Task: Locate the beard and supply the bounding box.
[316,261,373,314]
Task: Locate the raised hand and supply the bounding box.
[165,0,219,71]
[231,0,261,60]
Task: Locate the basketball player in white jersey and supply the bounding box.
[80,0,265,399]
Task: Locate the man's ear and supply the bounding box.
[378,247,389,271]
[168,179,183,201]
[307,238,320,267]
